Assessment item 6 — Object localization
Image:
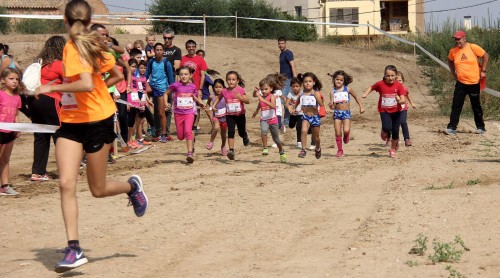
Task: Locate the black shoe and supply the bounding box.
[243,137,250,146]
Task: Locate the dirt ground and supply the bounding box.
[0,34,499,278]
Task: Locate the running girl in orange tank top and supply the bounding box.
[35,0,149,273]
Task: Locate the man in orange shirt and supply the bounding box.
[444,30,489,135]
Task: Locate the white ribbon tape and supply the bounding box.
[0,123,59,133]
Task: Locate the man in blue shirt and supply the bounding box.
[278,37,297,126]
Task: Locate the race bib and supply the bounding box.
[334,91,349,103]
[138,81,144,91]
[177,96,194,109]
[214,107,226,117]
[227,101,242,113]
[381,95,397,108]
[131,92,140,101]
[301,95,316,106]
[61,93,78,110]
[261,108,276,121]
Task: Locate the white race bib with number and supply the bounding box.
[214,107,226,117]
[301,95,316,106]
[227,102,242,113]
[131,92,140,101]
[177,96,194,109]
[333,90,349,103]
[138,81,144,91]
[261,108,276,121]
[61,93,78,110]
[381,95,397,108]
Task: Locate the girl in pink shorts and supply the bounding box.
[165,66,204,163]
[205,78,228,155]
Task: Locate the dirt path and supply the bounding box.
[0,34,498,277]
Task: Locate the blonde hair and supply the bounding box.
[397,71,405,82]
[0,68,22,94]
[64,0,108,74]
[134,40,145,49]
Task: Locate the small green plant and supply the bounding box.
[466,179,480,186]
[428,236,469,263]
[425,182,454,190]
[114,26,130,34]
[409,233,428,256]
[446,265,467,278]
[405,260,419,267]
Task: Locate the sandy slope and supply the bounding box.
[0,34,499,277]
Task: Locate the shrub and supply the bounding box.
[0,7,9,34]
[15,19,65,34]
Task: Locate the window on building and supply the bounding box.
[329,8,359,25]
[295,6,302,17]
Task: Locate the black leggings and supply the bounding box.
[27,95,60,175]
[226,114,248,139]
[289,115,303,143]
[380,111,401,140]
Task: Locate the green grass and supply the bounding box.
[425,182,454,190]
[466,179,481,186]
[428,236,469,264]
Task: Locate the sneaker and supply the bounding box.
[31,174,50,181]
[336,150,344,158]
[280,152,287,163]
[280,125,286,134]
[444,128,457,135]
[227,150,235,160]
[128,140,139,149]
[0,185,19,196]
[243,137,250,146]
[298,149,307,158]
[389,148,396,158]
[108,154,116,164]
[152,136,160,142]
[262,147,269,155]
[384,139,391,147]
[404,139,412,146]
[220,146,228,156]
[166,135,174,141]
[296,142,302,149]
[343,133,350,144]
[381,130,388,141]
[186,152,194,163]
[127,175,148,217]
[138,139,152,146]
[54,247,88,273]
[206,142,214,150]
[475,128,486,134]
[271,143,278,148]
[315,148,322,159]
[158,135,168,143]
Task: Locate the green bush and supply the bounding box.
[15,19,65,34]
[0,7,9,34]
[149,0,317,41]
[416,22,500,120]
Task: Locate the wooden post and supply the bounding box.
[235,11,238,38]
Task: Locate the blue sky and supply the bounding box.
[102,0,500,27]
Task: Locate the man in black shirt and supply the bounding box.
[161,28,182,141]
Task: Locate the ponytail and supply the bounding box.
[65,0,108,74]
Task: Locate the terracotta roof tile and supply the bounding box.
[0,0,67,9]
